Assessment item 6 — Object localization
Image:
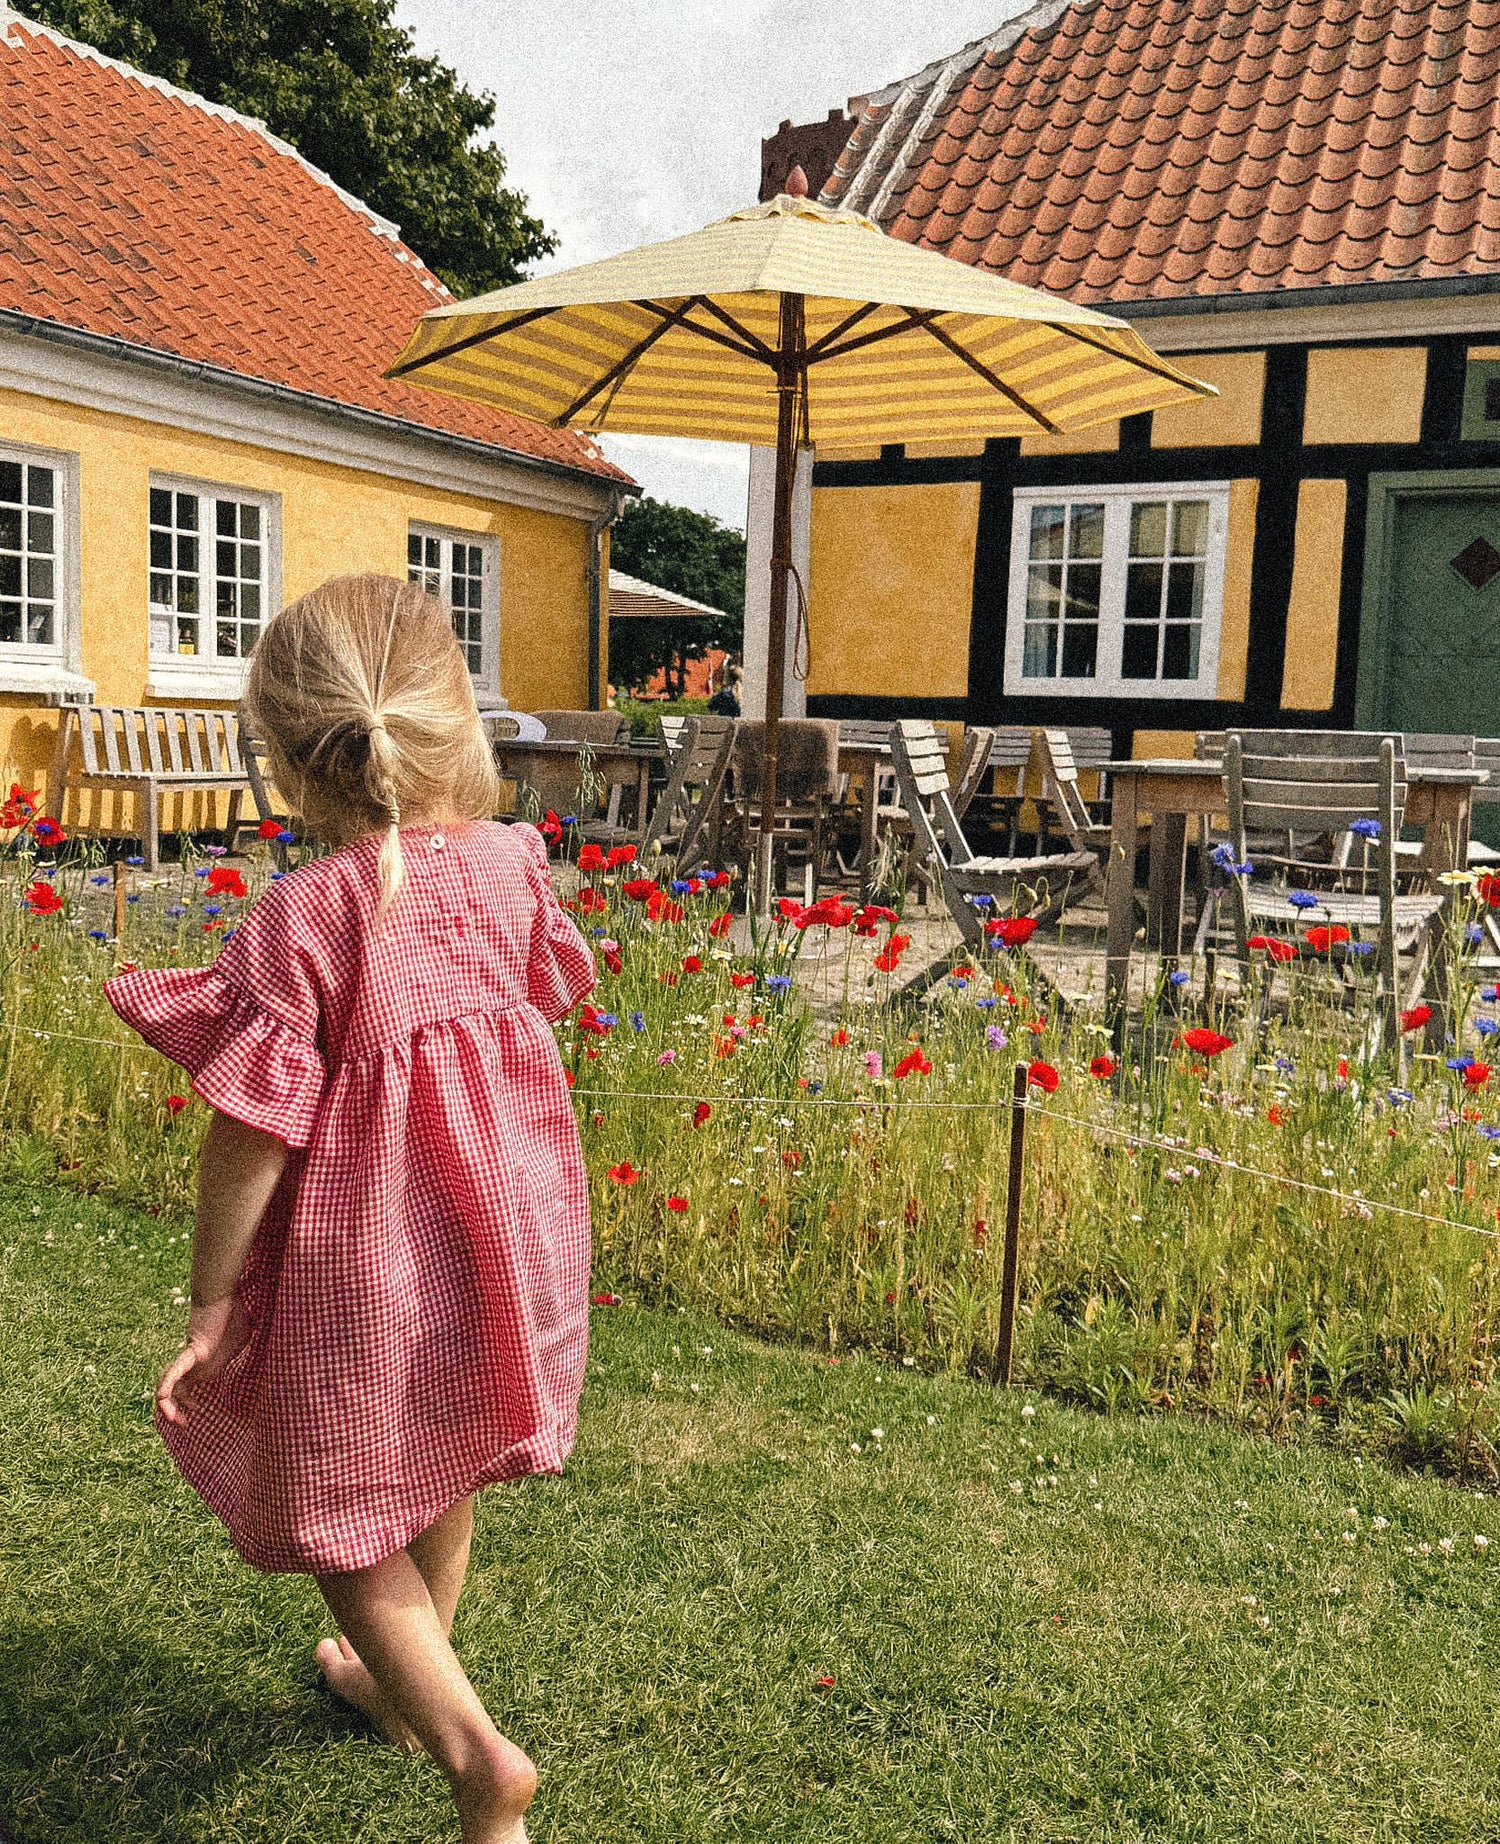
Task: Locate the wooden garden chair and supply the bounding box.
[1223,730,1445,1048]
[581,715,734,872]
[731,718,842,899]
[889,720,1093,951]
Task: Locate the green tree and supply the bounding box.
[17,0,552,297]
[608,496,745,698]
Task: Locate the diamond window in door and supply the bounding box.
[150,482,276,663]
[0,457,57,649]
[408,526,499,690]
[1450,536,1500,592]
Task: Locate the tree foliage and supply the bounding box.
[18,0,553,297]
[607,496,746,698]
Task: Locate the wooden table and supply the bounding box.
[1102,757,1487,1036]
[492,736,662,833]
[836,739,890,903]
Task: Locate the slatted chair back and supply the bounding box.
[646,715,735,867]
[987,726,1035,779]
[532,710,629,747]
[888,719,973,873]
[658,714,691,755]
[1474,737,1500,807]
[732,720,841,803]
[1195,730,1224,760]
[1403,733,1475,775]
[836,719,894,749]
[1037,728,1109,855]
[1064,725,1113,769]
[951,725,997,823]
[1225,730,1407,856]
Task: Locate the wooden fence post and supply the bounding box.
[993,1061,1029,1386]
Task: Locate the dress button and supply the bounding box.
[429,833,447,851]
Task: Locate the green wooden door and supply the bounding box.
[1384,492,1500,844]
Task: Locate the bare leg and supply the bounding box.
[317,1550,535,1844]
[317,1496,476,1749]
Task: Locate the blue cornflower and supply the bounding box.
[1211,842,1253,875]
[1288,890,1320,910]
[948,974,970,988]
[165,903,187,917]
[1348,941,1374,957]
[87,929,107,941]
[1479,1125,1500,1141]
[1275,1055,1296,1073]
[765,974,793,992]
[1168,970,1190,986]
[562,815,578,827]
[277,829,296,845]
[1350,818,1381,839]
[223,928,236,940]
[126,893,140,905]
[629,1011,646,1033]
[1478,1019,1500,1038]
[1468,923,1485,945]
[975,995,998,1009]
[193,865,210,879]
[1387,1087,1414,1106]
[968,893,995,910]
[269,872,285,882]
[1448,1055,1476,1072]
[89,874,109,887]
[670,879,692,895]
[1484,986,1500,1003]
[807,1079,823,1095]
[203,904,223,918]
[126,855,144,867]
[596,1011,619,1029]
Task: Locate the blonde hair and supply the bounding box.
[245,573,500,912]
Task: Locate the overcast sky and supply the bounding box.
[393,0,1023,529]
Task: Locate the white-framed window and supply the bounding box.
[148,478,280,695]
[1004,482,1230,699]
[0,443,91,699]
[408,525,500,698]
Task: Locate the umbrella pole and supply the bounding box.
[755,292,804,917]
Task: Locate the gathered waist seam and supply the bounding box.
[337,1000,538,1067]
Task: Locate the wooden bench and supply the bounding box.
[50,705,252,870]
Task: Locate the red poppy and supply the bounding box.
[1399,1005,1431,1033]
[539,811,563,844]
[23,880,62,916]
[606,844,637,869]
[1089,1054,1116,1079]
[1180,1028,1233,1058]
[777,897,804,923]
[830,1027,849,1046]
[0,781,38,827]
[563,1068,576,1087]
[646,892,685,923]
[622,878,658,902]
[1336,1057,1350,1081]
[814,1675,836,1693]
[682,955,703,974]
[730,971,755,988]
[578,1004,613,1036]
[893,1047,931,1079]
[708,912,733,938]
[714,1034,737,1058]
[607,1162,639,1186]
[873,932,911,973]
[797,896,854,930]
[205,864,247,899]
[1465,1062,1492,1089]
[31,817,65,847]
[576,886,608,914]
[692,1102,712,1128]
[1304,924,1350,953]
[853,903,899,937]
[1266,1104,1286,1126]
[577,844,605,872]
[593,1291,622,1306]
[602,945,622,975]
[258,818,283,841]
[666,1195,689,1213]
[782,1148,802,1169]
[165,1094,189,1116]
[1027,1060,1060,1093]
[1247,935,1297,963]
[952,965,975,981]
[985,915,1038,948]
[1479,873,1500,908]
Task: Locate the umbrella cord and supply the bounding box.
[790,560,810,683]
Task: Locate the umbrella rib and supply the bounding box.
[635,297,769,364]
[919,318,1064,434]
[553,300,702,426]
[385,305,561,378]
[1044,320,1212,391]
[684,296,777,362]
[806,307,942,365]
[803,301,884,361]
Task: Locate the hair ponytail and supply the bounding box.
[245,574,501,922]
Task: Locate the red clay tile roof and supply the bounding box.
[821,0,1500,306]
[0,13,629,480]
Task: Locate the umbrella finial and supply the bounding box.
[785,164,809,198]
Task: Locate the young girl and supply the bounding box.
[107,574,595,1843]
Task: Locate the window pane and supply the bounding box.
[217,540,237,578]
[1121,623,1159,679]
[0,462,20,504]
[27,557,53,600]
[27,604,53,645]
[1029,505,1066,562]
[408,532,424,568]
[150,529,172,570]
[1061,622,1097,677]
[176,616,199,654]
[1124,560,1163,623]
[0,556,19,597]
[216,500,237,536]
[150,486,173,526]
[1066,561,1101,625]
[241,504,260,541]
[178,579,199,614]
[1171,500,1209,556]
[1130,501,1168,556]
[1022,623,1057,677]
[28,511,53,554]
[1165,559,1204,623]
[241,542,260,580]
[1162,623,1201,679]
[1026,562,1062,624]
[150,573,174,607]
[1069,504,1105,559]
[241,583,260,620]
[27,467,54,509]
[0,507,19,551]
[175,493,198,529]
[0,602,18,643]
[176,534,198,572]
[217,622,238,657]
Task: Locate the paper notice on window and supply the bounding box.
[150,615,172,655]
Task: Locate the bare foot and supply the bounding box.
[315,1635,424,1754]
[452,1734,538,1844]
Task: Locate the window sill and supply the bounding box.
[0,659,97,702]
[146,660,250,702]
[1005,680,1217,701]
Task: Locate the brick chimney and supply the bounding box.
[759,107,854,202]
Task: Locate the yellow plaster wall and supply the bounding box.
[1280,478,1347,711]
[1216,478,1259,702]
[1132,730,1196,759]
[1151,351,1265,448]
[903,437,989,460]
[807,481,980,700]
[1019,420,1118,457]
[1303,348,1426,446]
[0,388,594,800]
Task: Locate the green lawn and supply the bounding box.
[4,1186,1500,1843]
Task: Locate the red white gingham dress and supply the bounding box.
[105,821,595,1574]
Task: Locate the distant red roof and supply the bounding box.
[0,13,630,481]
[822,0,1500,305]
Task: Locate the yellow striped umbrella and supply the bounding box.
[389,179,1215,907]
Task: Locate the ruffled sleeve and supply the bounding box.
[106,878,328,1148]
[516,822,596,1023]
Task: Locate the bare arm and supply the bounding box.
[157,1110,287,1424]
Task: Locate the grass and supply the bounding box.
[6,1187,1500,1843]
